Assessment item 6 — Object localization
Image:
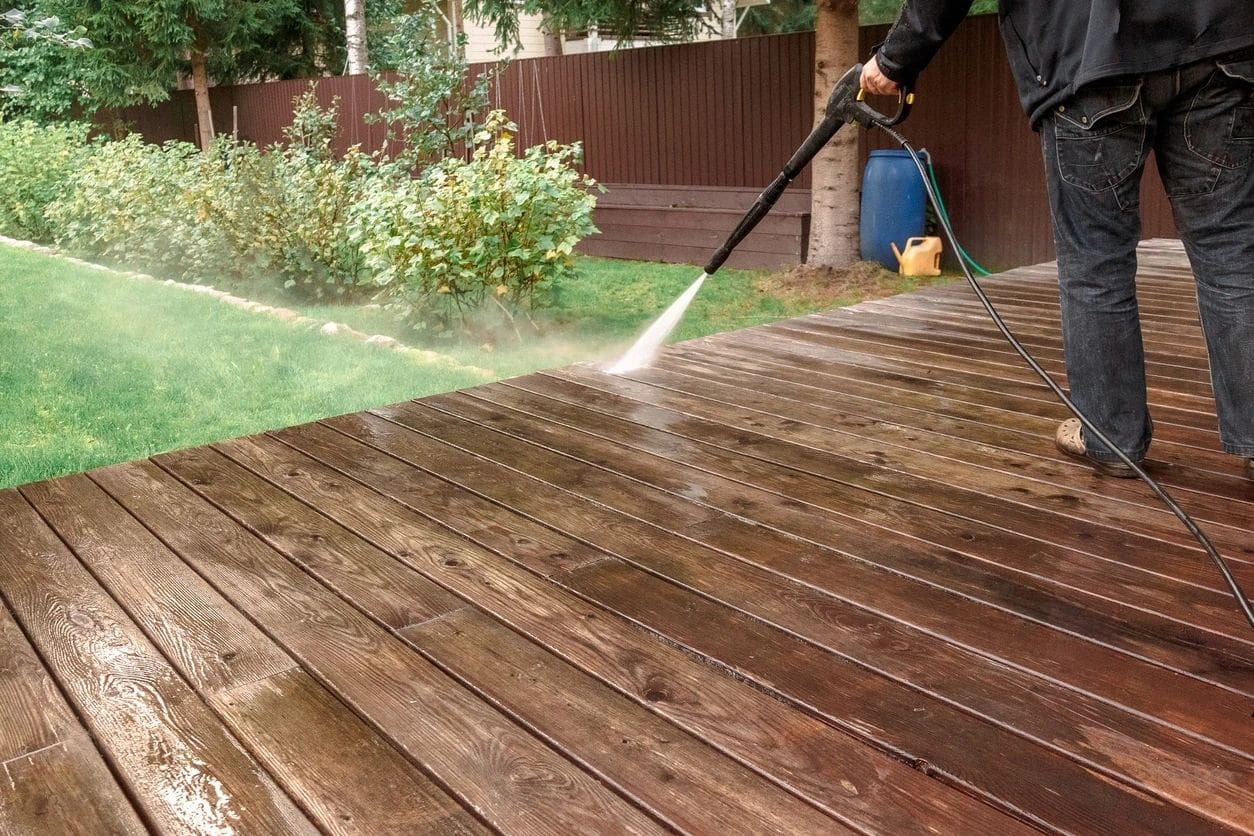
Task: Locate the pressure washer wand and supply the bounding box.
[703,63,914,276]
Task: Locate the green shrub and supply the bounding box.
[252,91,372,294]
[353,112,600,337]
[47,135,234,281]
[369,4,494,171]
[253,145,374,294]
[48,92,369,293]
[0,120,94,242]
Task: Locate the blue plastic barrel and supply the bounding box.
[860,149,928,269]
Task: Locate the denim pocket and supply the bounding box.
[1053,83,1146,193]
[1216,57,1254,141]
[1217,56,1254,84]
[1186,60,1254,168]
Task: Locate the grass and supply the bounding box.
[0,245,490,489]
[292,259,792,379]
[289,257,936,380]
[1,245,946,489]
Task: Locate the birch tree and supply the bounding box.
[345,0,368,73]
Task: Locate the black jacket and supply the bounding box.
[875,1,1254,128]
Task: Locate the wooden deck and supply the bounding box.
[1,239,1251,834]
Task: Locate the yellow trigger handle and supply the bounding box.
[856,81,916,127]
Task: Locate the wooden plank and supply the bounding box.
[794,312,1214,385]
[648,350,1246,499]
[0,489,316,835]
[597,183,811,212]
[768,321,1217,400]
[541,361,1253,553]
[159,449,848,833]
[88,460,665,835]
[402,609,855,834]
[223,427,604,579]
[919,284,1210,330]
[436,377,1249,612]
[0,600,147,836]
[668,336,1225,453]
[587,220,803,252]
[693,338,1249,561]
[823,306,1213,374]
[1,735,149,836]
[212,669,488,835]
[851,296,1212,360]
[577,238,796,270]
[953,277,1213,314]
[406,382,1254,696]
[533,366,1253,644]
[594,206,808,234]
[149,445,479,631]
[871,276,1207,322]
[0,599,76,765]
[21,474,486,836]
[80,458,461,634]
[245,426,1024,834]
[711,327,1221,433]
[392,396,1254,749]
[568,560,1247,835]
[921,273,1208,319]
[20,475,294,695]
[310,409,1232,834]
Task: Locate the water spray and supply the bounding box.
[607,63,1254,630]
[607,273,707,374]
[609,64,912,376]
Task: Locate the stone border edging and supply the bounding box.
[0,235,496,380]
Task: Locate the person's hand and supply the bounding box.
[861,55,900,96]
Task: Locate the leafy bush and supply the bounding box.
[369,3,494,170]
[46,134,234,281]
[255,145,374,293]
[47,111,369,293]
[0,119,93,242]
[33,84,601,323]
[353,112,600,337]
[262,91,371,292]
[219,92,372,294]
[283,86,340,160]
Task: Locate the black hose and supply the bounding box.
[875,124,1254,631]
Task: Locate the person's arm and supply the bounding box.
[873,0,975,85]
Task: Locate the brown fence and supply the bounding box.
[108,18,1180,268]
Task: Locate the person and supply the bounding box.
[860,2,1254,481]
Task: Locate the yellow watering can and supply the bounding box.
[890,236,943,277]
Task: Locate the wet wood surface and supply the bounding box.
[1,239,1250,833]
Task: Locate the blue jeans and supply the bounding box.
[1040,49,1254,461]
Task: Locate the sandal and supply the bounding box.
[1054,418,1142,479]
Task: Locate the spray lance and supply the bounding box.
[702,64,914,275]
[608,66,912,375]
[621,62,1254,630]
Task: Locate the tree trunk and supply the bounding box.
[807,0,861,267]
[542,27,563,56]
[189,49,215,152]
[449,0,464,48]
[345,0,368,74]
[720,0,737,39]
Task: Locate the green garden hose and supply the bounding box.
[923,157,992,277]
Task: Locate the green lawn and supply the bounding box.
[1,245,932,489]
[0,245,491,489]
[291,258,815,380]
